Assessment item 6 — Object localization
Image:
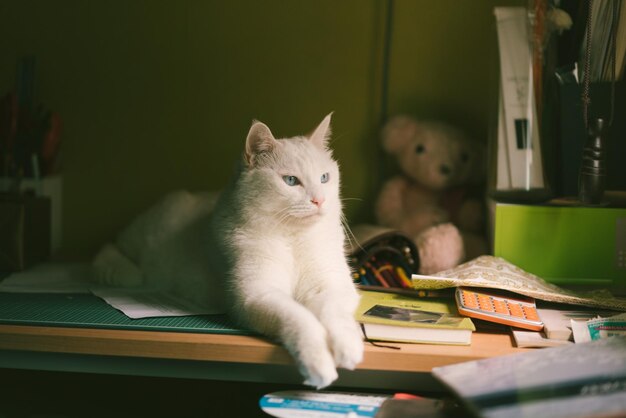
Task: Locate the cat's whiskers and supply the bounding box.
[340,213,362,253]
[289,206,319,220]
[338,197,363,252]
[272,204,315,229]
[272,206,295,228]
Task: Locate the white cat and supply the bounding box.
[93,114,364,388]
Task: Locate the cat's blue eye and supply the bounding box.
[283,175,300,186]
[320,173,330,183]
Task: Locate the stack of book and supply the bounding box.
[355,290,475,346]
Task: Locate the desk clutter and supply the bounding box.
[1,254,626,347]
[349,251,626,348]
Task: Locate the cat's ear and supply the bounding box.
[245,120,277,166]
[309,112,333,149]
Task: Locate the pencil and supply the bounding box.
[395,267,413,288]
[372,257,402,288]
[365,261,390,288]
[379,263,404,288]
[358,267,370,285]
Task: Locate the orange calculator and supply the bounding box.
[455,287,544,331]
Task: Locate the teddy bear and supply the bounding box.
[375,115,488,275]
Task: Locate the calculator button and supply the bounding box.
[508,303,524,317]
[462,291,479,308]
[523,306,539,320]
[478,296,495,311]
[493,300,509,314]
[461,290,475,300]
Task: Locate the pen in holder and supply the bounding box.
[578,118,606,205]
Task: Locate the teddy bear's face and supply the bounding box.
[392,123,482,192]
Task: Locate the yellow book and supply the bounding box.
[355,290,475,345]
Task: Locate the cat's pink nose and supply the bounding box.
[311,196,325,207]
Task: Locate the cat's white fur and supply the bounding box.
[93,114,364,388]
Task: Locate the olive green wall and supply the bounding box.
[0,0,521,260]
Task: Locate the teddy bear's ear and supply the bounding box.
[381,115,419,155]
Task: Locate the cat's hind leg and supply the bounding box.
[93,243,144,287]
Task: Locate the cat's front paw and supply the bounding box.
[329,322,364,370]
[299,349,338,389]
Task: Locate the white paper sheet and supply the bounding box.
[91,287,225,319]
[511,329,573,348]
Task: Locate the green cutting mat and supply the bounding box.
[0,292,252,335]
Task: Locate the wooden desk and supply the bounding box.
[0,323,528,390]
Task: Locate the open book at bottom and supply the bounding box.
[432,336,626,418]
